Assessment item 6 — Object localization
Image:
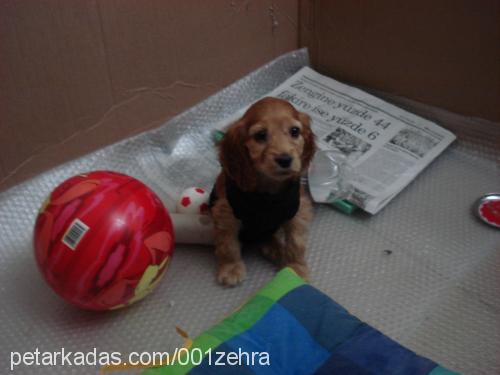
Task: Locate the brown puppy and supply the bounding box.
[209,97,316,286]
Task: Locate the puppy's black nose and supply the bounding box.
[275,154,293,168]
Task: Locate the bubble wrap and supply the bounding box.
[1,49,499,374]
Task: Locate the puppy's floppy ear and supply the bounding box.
[297,112,316,171]
[219,119,256,191]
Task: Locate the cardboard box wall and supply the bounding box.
[1,0,498,192]
[300,0,500,123]
[0,0,299,191]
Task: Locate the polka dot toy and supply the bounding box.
[176,187,210,215]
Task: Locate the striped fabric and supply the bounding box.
[144,268,457,375]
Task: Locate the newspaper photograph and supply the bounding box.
[215,67,456,214]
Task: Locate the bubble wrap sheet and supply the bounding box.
[1,49,499,374]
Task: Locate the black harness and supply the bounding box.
[209,177,300,243]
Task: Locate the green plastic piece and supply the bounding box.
[213,130,225,143]
[331,199,358,215]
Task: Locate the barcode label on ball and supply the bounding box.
[62,219,89,250]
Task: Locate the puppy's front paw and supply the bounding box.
[217,261,246,287]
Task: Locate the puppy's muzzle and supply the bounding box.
[275,154,293,169]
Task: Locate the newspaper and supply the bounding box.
[215,67,456,214]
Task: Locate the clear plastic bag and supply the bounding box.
[307,150,355,204]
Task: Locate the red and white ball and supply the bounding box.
[33,171,174,311]
[176,187,210,215]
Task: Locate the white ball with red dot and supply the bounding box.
[176,187,210,215]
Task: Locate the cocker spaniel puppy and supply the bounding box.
[209,97,316,286]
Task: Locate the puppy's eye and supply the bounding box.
[253,129,267,142]
[290,126,301,138]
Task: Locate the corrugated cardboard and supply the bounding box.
[300,0,500,123]
[0,0,298,191]
[1,1,498,192]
